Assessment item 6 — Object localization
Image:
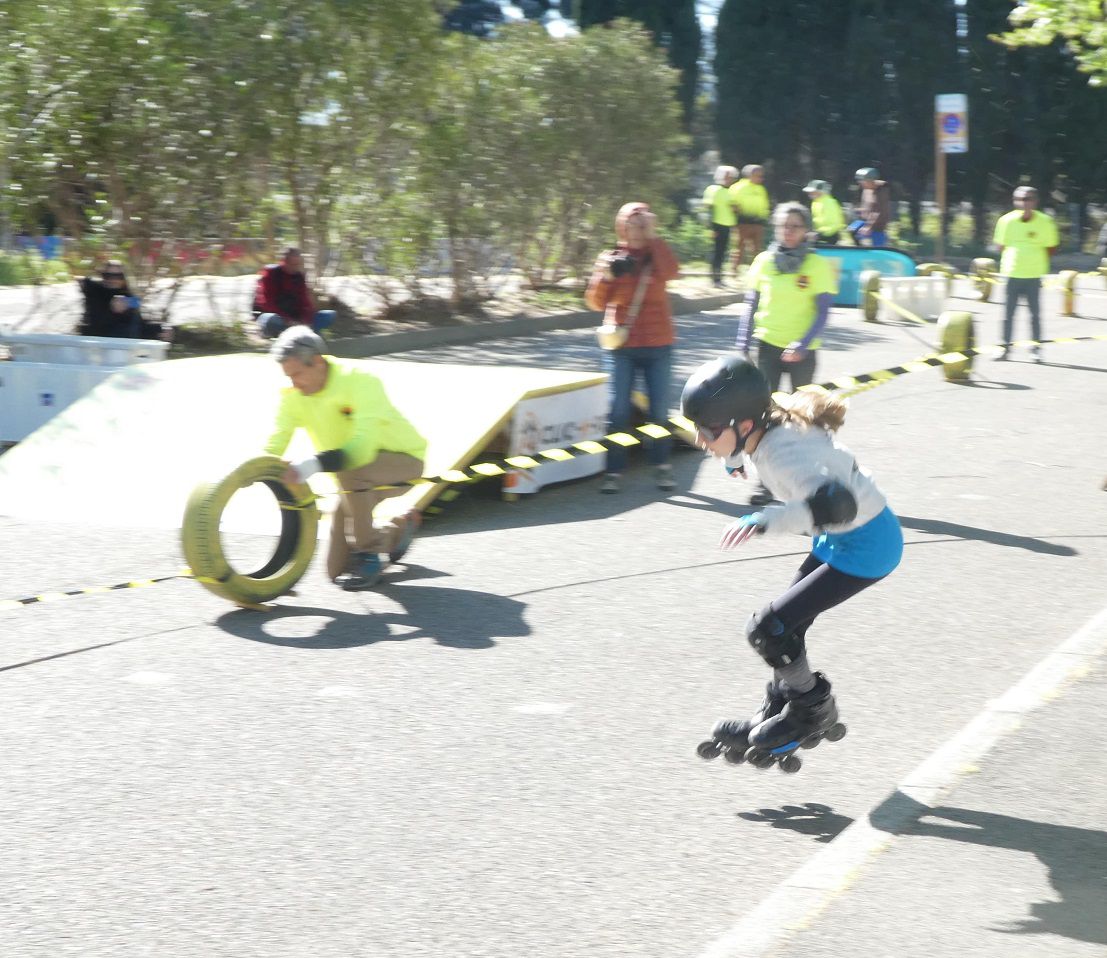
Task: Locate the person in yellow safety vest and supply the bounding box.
[802,180,845,245]
[993,185,1059,362]
[703,165,739,287]
[265,326,428,591]
[728,164,771,270]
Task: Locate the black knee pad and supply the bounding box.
[746,608,806,668]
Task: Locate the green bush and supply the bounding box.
[0,251,71,286]
[667,216,714,264]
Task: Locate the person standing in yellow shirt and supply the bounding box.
[734,202,838,506]
[802,180,845,244]
[265,327,427,590]
[728,164,771,271]
[703,165,739,287]
[993,185,1059,361]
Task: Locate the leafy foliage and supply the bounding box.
[996,0,1107,84]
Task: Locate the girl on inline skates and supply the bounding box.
[681,354,903,772]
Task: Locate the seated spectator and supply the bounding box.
[253,247,336,339]
[77,261,171,341]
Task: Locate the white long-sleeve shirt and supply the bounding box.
[727,421,903,578]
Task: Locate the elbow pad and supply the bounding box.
[806,481,857,527]
[316,449,348,473]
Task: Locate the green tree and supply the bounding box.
[996,0,1107,84]
[578,0,701,129]
[0,0,442,291]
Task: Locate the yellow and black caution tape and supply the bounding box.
[0,573,190,612]
[5,331,1107,612]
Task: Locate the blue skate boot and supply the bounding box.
[697,681,786,766]
[744,673,847,774]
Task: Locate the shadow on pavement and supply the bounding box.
[899,515,1078,556]
[216,584,530,650]
[870,792,1107,947]
[736,802,854,844]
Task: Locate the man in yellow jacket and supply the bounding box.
[802,180,845,244]
[728,164,770,270]
[993,185,1059,361]
[703,165,738,286]
[265,327,427,590]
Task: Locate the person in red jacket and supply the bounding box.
[252,247,336,338]
[585,202,681,494]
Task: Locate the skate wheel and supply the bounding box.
[745,747,774,770]
[697,740,722,761]
[800,736,820,749]
[825,723,847,743]
[779,755,802,774]
[723,747,746,765]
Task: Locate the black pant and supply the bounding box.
[771,553,882,645]
[755,339,816,393]
[711,223,731,282]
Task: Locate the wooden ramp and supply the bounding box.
[0,354,607,535]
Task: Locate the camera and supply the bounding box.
[608,251,637,278]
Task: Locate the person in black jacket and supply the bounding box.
[77,262,171,340]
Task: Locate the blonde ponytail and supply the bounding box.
[768,390,848,432]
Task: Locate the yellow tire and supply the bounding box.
[181,455,319,605]
[859,270,881,322]
[916,262,953,277]
[1058,269,1078,317]
[971,257,996,302]
[937,311,975,381]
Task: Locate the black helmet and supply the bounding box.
[855,167,879,182]
[681,354,771,430]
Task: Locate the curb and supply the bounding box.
[330,291,744,359]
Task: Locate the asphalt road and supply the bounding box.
[1,278,1105,957]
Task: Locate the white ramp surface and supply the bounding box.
[0,354,606,534]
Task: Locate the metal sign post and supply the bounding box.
[935,93,969,262]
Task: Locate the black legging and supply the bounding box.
[711,223,731,281]
[770,552,882,644]
[755,339,817,393]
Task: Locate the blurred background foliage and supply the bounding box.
[0,0,1104,306]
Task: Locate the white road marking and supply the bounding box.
[696,604,1107,958]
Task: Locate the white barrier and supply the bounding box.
[877,274,948,323]
[0,333,169,443]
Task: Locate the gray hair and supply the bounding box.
[270,325,326,364]
[772,201,811,228]
[741,164,763,178]
[714,165,739,185]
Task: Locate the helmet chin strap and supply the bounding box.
[736,410,772,454]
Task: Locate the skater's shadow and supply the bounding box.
[899,515,1078,556]
[736,802,854,844]
[215,585,531,650]
[871,792,1107,946]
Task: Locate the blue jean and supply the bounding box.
[604,344,672,473]
[258,310,336,339]
[847,220,887,247]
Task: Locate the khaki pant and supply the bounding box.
[731,223,765,269]
[326,452,425,580]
